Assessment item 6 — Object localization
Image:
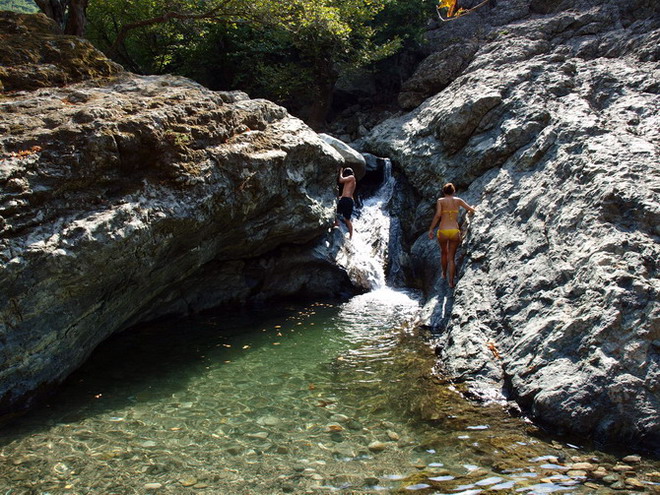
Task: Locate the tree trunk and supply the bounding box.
[34,0,88,37]
[34,0,67,32]
[308,57,338,131]
[64,0,88,37]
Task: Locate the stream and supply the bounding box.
[2,290,659,494]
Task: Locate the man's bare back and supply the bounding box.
[336,167,357,238]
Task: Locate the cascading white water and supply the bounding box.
[335,159,396,290]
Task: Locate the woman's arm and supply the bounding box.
[458,198,476,214]
[428,199,442,239]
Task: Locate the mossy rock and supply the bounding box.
[0,11,123,92]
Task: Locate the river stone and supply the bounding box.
[364,0,660,450]
[612,464,634,472]
[624,478,645,489]
[387,430,400,441]
[0,13,356,418]
[592,468,608,479]
[570,463,596,471]
[368,441,387,452]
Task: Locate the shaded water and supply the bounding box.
[2,289,659,494]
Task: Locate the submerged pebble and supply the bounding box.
[368,441,387,452]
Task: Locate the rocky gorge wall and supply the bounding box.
[0,12,361,417]
[362,0,659,450]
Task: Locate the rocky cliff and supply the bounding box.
[363,0,659,450]
[0,12,358,417]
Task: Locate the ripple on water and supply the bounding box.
[1,292,658,493]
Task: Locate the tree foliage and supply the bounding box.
[82,0,432,127]
[0,0,39,13]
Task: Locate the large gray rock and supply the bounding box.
[318,133,367,179]
[365,0,660,448]
[0,15,351,415]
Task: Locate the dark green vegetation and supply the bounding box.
[82,0,434,127]
[0,0,38,13]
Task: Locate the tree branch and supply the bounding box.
[108,7,228,57]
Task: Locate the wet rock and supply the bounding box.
[247,432,269,439]
[368,441,387,452]
[364,476,380,486]
[613,464,634,472]
[333,446,356,459]
[346,420,363,430]
[592,467,608,479]
[179,478,197,487]
[624,478,645,489]
[570,462,596,471]
[387,430,400,441]
[257,416,282,427]
[623,455,642,464]
[144,483,162,490]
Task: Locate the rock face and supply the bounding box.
[364,0,659,449]
[0,13,352,416]
[0,12,122,91]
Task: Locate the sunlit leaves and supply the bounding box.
[437,0,490,21]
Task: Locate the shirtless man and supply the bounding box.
[336,167,357,239]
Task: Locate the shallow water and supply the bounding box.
[1,289,659,494]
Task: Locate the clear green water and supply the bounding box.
[1,289,658,494]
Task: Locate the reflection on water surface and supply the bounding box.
[1,289,658,494]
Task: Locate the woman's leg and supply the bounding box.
[446,238,461,287]
[438,238,448,279]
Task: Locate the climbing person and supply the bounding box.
[335,167,357,239]
[427,182,476,288]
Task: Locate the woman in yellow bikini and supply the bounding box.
[427,183,476,288]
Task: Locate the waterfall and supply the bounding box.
[335,157,397,291]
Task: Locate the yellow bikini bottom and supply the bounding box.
[437,228,460,240]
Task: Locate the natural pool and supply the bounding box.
[1,288,658,494]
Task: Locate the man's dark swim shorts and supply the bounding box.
[337,197,354,220]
